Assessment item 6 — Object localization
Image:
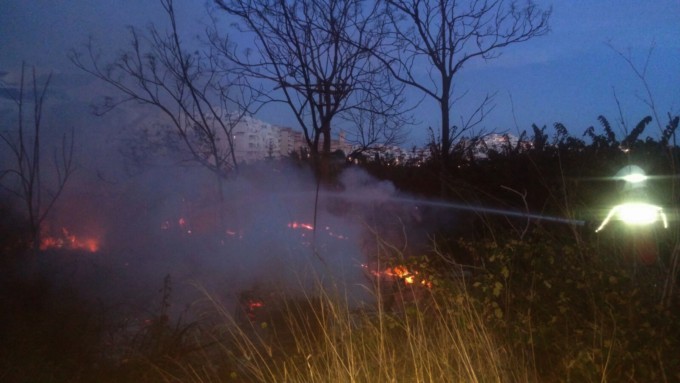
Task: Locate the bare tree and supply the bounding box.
[70,0,254,181]
[0,63,75,251]
[341,81,410,159]
[213,0,409,172]
[381,0,551,165]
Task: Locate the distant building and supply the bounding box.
[231,116,352,164]
[228,116,531,166]
[232,117,279,162]
[278,127,304,157]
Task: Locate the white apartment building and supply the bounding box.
[232,116,281,162]
[231,116,352,164]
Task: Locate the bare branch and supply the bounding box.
[381,0,551,161]
[607,41,663,134]
[214,0,410,162]
[0,63,76,251]
[70,0,257,179]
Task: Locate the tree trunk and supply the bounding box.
[440,89,451,197]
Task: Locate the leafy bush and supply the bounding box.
[459,231,680,382]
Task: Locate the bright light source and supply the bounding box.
[596,165,669,234]
[596,202,668,232]
[617,203,662,225]
[616,165,648,187]
[621,173,648,183]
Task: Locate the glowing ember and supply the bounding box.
[40,227,100,252]
[225,228,244,239]
[288,221,314,230]
[325,226,348,240]
[160,217,193,234]
[178,217,192,234]
[247,300,264,309]
[245,299,265,321]
[287,222,349,240]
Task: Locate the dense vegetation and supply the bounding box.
[2,114,680,382]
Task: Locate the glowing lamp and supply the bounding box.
[621,173,647,184]
[616,165,647,190]
[616,203,662,225]
[595,165,668,233]
[595,202,668,232]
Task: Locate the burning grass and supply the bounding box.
[40,227,101,253]
[3,218,680,382]
[3,234,680,382]
[108,233,680,383]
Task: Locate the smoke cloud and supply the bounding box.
[36,142,433,319]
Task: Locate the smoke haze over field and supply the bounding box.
[22,134,433,317]
[10,0,678,320]
[0,81,433,318]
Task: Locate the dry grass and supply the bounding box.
[152,274,529,383]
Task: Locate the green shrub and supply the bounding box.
[460,232,680,382]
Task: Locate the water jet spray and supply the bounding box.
[318,191,586,227]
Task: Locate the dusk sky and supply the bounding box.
[1,0,679,146]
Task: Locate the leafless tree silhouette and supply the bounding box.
[1,63,75,251]
[70,0,255,180]
[381,0,551,166]
[213,0,410,171]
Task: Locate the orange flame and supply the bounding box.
[40,227,100,252]
[362,263,432,288]
[386,265,417,284]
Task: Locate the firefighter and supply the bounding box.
[596,165,667,265]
